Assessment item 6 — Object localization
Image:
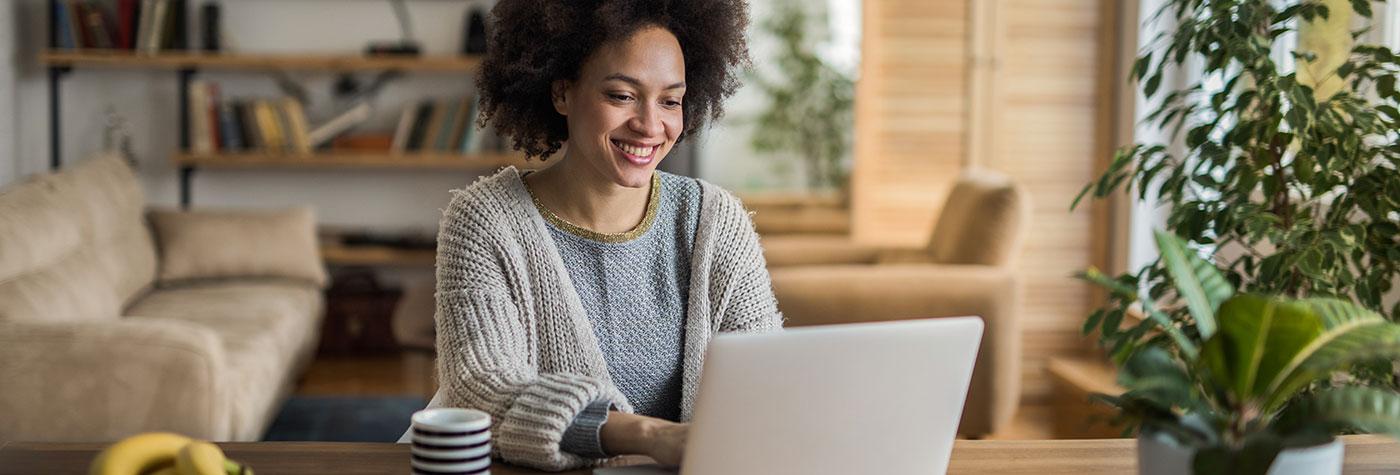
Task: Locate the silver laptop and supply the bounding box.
[597,316,983,475]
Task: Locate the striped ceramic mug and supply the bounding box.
[410,408,492,475]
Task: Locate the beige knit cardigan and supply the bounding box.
[405,167,784,471]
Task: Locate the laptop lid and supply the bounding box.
[680,317,983,475]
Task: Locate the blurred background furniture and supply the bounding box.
[0,153,327,442]
[766,169,1030,437]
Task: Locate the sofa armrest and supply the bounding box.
[762,235,883,268]
[148,207,327,288]
[769,264,1022,437]
[0,319,229,441]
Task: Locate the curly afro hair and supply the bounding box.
[476,0,751,159]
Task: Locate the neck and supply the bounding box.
[526,153,652,234]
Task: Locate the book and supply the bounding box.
[405,100,435,152]
[187,80,213,154]
[446,96,473,153]
[332,133,394,151]
[217,101,243,151]
[434,98,466,151]
[458,96,483,153]
[253,100,285,152]
[168,0,186,50]
[138,0,166,54]
[280,99,313,155]
[80,2,115,49]
[116,0,139,49]
[418,100,448,152]
[65,1,86,49]
[236,101,262,150]
[306,101,373,149]
[158,0,176,51]
[53,1,75,49]
[200,1,220,51]
[389,103,418,153]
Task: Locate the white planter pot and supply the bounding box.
[1137,430,1344,475]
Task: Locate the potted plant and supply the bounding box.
[1073,0,1399,338]
[1081,230,1400,474]
[747,1,855,195]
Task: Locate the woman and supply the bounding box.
[410,0,783,471]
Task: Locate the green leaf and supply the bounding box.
[1155,230,1233,339]
[1378,75,1396,100]
[1262,299,1400,411]
[1145,72,1164,98]
[1200,295,1322,402]
[1275,386,1400,438]
[1119,346,1197,411]
[1133,52,1152,81]
[1350,0,1373,18]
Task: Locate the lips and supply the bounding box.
[611,139,658,166]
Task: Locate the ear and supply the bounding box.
[551,79,571,116]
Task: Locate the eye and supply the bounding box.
[663,99,683,108]
[608,93,634,102]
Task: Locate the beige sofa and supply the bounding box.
[0,153,327,442]
[765,169,1030,438]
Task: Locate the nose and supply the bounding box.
[627,103,665,139]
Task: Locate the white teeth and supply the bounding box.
[616,141,654,157]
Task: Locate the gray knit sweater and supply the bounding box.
[539,172,701,458]
[405,166,784,471]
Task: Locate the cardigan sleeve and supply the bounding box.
[707,187,786,334]
[432,190,616,471]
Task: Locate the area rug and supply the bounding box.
[261,396,426,442]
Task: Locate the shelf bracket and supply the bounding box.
[48,66,71,171]
[179,165,195,208]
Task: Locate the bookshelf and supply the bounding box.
[173,152,541,171]
[320,243,435,267]
[40,50,482,72]
[46,48,504,206]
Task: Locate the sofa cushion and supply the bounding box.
[126,281,323,440]
[149,207,328,288]
[0,153,156,323]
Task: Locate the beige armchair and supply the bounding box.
[766,169,1030,437]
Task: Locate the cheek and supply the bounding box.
[571,103,625,137]
[664,111,684,140]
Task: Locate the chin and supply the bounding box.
[613,167,656,188]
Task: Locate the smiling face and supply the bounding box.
[552,25,686,189]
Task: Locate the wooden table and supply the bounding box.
[2,436,1397,474]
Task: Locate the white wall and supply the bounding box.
[1,1,16,186]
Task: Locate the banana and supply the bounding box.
[223,459,253,475]
[89,432,192,475]
[175,441,227,475]
[147,465,180,475]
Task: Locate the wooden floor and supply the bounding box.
[294,352,1059,440]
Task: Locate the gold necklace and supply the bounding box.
[525,172,661,243]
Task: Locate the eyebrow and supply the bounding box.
[603,73,686,90]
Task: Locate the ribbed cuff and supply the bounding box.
[559,399,613,458]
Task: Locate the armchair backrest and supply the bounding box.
[0,153,157,323]
[923,169,1030,267]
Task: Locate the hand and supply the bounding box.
[644,421,689,467]
[600,412,689,466]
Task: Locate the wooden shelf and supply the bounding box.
[321,243,435,267]
[173,152,543,171]
[40,49,481,72]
